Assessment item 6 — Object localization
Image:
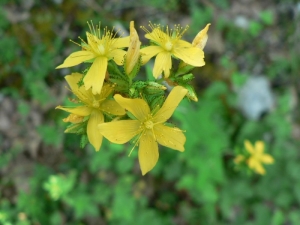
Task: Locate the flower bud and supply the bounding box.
[63,114,84,123]
[125,21,141,76]
[192,23,211,50]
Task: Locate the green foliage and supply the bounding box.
[1,0,299,225]
[190,5,213,32]
[141,0,178,11]
[231,72,248,88]
[259,10,274,25]
[210,0,229,9]
[37,124,63,147]
[249,21,263,37]
[43,171,77,200]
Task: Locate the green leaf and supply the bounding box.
[260,10,274,25]
[37,124,63,147]
[249,21,263,37]
[271,209,285,225]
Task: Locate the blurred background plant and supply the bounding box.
[0,0,300,224]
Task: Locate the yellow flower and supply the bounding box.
[56,22,129,94]
[192,24,211,50]
[98,86,188,175]
[125,21,141,76]
[244,140,274,175]
[140,23,205,79]
[56,73,125,151]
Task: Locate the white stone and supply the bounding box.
[238,76,274,120]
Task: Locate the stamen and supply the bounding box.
[128,132,143,156]
[69,39,82,47]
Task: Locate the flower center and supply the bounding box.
[92,100,100,108]
[144,120,154,129]
[165,41,173,51]
[254,154,263,161]
[98,44,105,55]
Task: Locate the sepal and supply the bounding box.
[175,62,195,77]
[80,134,89,148]
[124,55,142,80]
[174,73,194,84]
[107,61,130,93]
[179,83,198,102]
[129,81,166,98]
[128,81,166,111]
[64,120,87,134]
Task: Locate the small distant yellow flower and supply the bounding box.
[242,140,274,175]
[56,22,129,94]
[125,21,141,76]
[56,73,125,151]
[192,24,211,50]
[98,86,188,175]
[140,23,205,79]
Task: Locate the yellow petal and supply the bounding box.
[145,28,169,46]
[86,32,99,51]
[100,99,126,115]
[86,32,94,45]
[138,130,159,175]
[176,39,192,48]
[192,23,210,50]
[114,94,150,121]
[84,57,107,95]
[248,157,266,175]
[255,164,266,175]
[255,141,265,154]
[153,86,188,123]
[109,49,127,65]
[244,140,255,154]
[261,154,274,164]
[173,47,205,67]
[248,157,258,169]
[65,73,94,104]
[112,36,130,49]
[153,51,172,78]
[98,120,141,144]
[99,83,114,99]
[153,124,185,151]
[65,73,94,105]
[65,73,83,91]
[56,105,92,116]
[140,46,163,65]
[56,51,96,69]
[87,110,104,151]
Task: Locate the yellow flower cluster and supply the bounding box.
[56,21,210,175]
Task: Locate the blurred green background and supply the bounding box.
[0,0,300,224]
